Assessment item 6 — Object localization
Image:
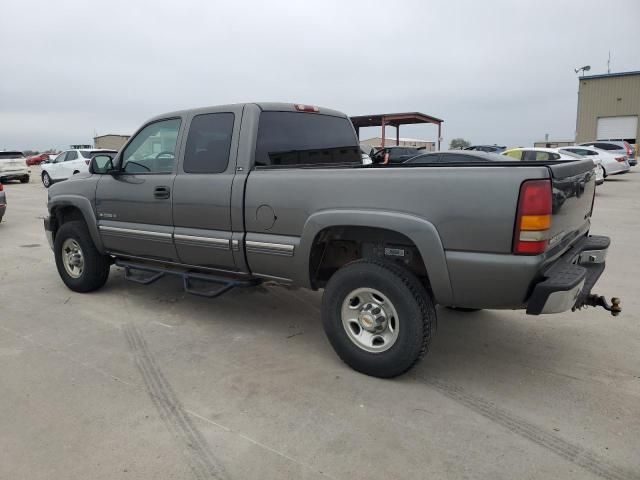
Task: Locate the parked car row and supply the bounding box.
[41,149,117,187]
[26,152,58,166]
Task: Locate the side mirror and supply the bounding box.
[89,155,114,174]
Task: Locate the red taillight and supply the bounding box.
[0,183,3,191]
[294,104,319,112]
[615,156,626,163]
[513,179,552,255]
[623,141,632,157]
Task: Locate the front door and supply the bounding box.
[48,151,68,179]
[172,108,240,271]
[95,118,182,261]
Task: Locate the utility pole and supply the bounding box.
[607,51,611,74]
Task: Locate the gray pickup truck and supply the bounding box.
[44,102,619,378]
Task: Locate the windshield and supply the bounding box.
[0,152,25,159]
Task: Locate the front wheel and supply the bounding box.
[42,172,52,188]
[321,259,436,378]
[54,220,110,292]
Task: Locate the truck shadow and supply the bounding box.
[101,267,572,377]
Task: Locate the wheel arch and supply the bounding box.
[49,195,104,253]
[299,209,453,305]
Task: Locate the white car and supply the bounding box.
[41,149,116,188]
[559,145,630,179]
[502,147,604,185]
[0,151,31,183]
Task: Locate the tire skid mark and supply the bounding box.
[124,324,226,479]
[418,376,638,480]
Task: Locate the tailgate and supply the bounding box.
[546,159,596,253]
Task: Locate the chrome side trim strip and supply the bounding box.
[231,239,240,251]
[245,240,295,256]
[99,225,172,239]
[173,234,230,249]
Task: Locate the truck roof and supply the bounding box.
[146,102,348,124]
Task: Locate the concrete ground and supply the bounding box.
[1,167,639,480]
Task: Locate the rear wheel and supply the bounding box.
[54,220,110,292]
[20,175,29,184]
[42,172,51,188]
[322,259,436,378]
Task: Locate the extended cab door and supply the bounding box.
[95,118,182,261]
[171,106,243,271]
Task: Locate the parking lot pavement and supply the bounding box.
[1,170,639,480]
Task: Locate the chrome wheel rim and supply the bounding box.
[341,288,399,353]
[42,173,50,187]
[61,238,84,278]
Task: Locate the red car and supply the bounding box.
[26,153,56,166]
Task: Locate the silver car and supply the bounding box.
[579,141,637,166]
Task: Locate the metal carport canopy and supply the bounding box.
[350,112,444,150]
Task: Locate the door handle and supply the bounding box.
[154,186,170,199]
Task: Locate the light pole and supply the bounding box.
[574,65,591,76]
[574,65,591,142]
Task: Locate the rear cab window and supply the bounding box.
[183,113,235,173]
[254,111,360,167]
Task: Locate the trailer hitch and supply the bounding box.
[574,294,622,316]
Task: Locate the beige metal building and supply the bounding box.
[533,139,574,148]
[94,134,130,151]
[576,71,640,145]
[360,137,435,151]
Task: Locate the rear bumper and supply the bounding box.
[526,235,609,315]
[606,162,630,175]
[0,168,30,179]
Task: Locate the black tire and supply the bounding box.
[20,175,30,184]
[42,172,52,188]
[54,220,110,292]
[321,259,436,378]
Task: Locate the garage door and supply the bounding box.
[597,116,638,141]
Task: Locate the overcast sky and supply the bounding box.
[1,0,639,151]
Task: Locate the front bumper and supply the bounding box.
[44,215,54,250]
[526,235,609,315]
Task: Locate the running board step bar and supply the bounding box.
[116,260,261,298]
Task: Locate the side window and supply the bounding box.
[183,113,235,174]
[121,118,181,173]
[254,112,360,167]
[504,149,523,160]
[534,151,552,161]
[54,152,67,163]
[66,151,78,161]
